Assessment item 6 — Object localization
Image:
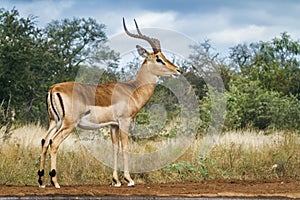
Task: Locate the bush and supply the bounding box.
[225,78,300,130]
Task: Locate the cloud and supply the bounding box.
[134,12,177,28]
[98,10,178,36]
[2,0,74,26]
[169,3,300,54]
[209,25,267,45]
[2,0,300,55]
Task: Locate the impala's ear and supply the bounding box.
[136,45,150,59]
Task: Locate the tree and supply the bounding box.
[229,33,300,97]
[0,8,118,123]
[43,17,109,83]
[0,8,46,121]
[183,41,227,133]
[227,33,300,130]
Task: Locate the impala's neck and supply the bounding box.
[125,61,158,111]
[133,61,158,86]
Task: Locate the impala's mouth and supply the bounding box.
[172,69,181,77]
[172,71,181,78]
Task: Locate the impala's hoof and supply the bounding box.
[55,184,61,189]
[112,177,121,187]
[127,181,135,187]
[113,182,122,187]
[38,169,45,188]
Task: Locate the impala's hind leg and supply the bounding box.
[38,119,57,188]
[48,121,74,189]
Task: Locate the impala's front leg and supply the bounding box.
[110,125,121,187]
[120,120,134,187]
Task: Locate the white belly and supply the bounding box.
[77,109,118,130]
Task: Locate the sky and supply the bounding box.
[1,0,300,56]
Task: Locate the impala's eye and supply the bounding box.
[156,56,166,65]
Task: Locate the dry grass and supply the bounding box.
[201,130,299,180]
[0,124,299,186]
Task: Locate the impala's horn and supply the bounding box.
[123,18,161,54]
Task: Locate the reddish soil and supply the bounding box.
[0,179,299,198]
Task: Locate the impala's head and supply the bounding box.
[123,18,181,77]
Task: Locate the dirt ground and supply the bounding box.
[0,179,299,199]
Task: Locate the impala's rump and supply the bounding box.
[47,90,64,125]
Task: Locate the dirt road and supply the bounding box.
[0,179,299,199]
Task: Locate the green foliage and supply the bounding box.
[230,32,300,97]
[43,17,108,83]
[164,155,211,181]
[75,65,119,84]
[225,77,300,130]
[224,32,300,130]
[0,8,117,124]
[0,8,47,122]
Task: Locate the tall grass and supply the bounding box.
[0,124,299,186]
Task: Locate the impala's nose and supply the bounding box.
[175,69,182,75]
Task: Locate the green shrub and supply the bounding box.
[224,78,300,130]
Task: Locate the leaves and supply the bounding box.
[0,8,117,123]
[230,32,300,96]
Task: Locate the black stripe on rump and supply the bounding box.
[56,93,65,117]
[50,92,60,121]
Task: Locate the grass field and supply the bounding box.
[0,124,299,186]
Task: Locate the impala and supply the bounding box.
[38,18,181,188]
